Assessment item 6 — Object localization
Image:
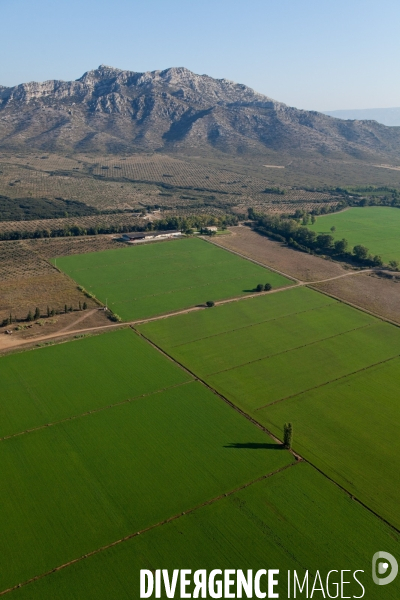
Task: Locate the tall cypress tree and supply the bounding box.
[284,422,293,449]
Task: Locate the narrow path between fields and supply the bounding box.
[0,462,299,597]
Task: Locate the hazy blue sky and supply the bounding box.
[2,0,399,111]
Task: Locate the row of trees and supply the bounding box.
[250,211,390,268]
[1,302,88,328]
[0,214,239,242]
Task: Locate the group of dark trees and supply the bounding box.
[0,195,98,222]
[262,187,285,195]
[0,214,238,242]
[256,283,272,292]
[249,209,386,268]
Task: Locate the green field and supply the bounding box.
[10,463,400,600]
[139,286,400,528]
[259,358,400,528]
[309,206,400,263]
[0,378,292,592]
[3,246,400,597]
[53,237,291,320]
[0,328,191,438]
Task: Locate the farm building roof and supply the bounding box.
[123,230,181,239]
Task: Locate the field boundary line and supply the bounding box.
[168,301,340,348]
[309,269,373,284]
[255,353,400,411]
[204,323,375,377]
[136,330,400,536]
[0,462,299,597]
[0,381,193,444]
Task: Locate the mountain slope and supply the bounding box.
[1,65,400,159]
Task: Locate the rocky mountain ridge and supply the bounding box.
[1,65,399,159]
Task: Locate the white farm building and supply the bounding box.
[122,230,183,243]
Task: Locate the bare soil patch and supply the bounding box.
[213,227,348,282]
[0,308,110,353]
[0,272,99,322]
[312,274,400,324]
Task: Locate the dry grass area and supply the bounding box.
[0,309,111,354]
[0,240,54,281]
[0,239,106,321]
[0,272,99,322]
[0,152,341,214]
[213,226,348,282]
[312,274,400,324]
[0,161,155,211]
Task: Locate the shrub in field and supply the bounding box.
[206,301,215,307]
[109,313,122,322]
[264,283,272,291]
[256,284,264,292]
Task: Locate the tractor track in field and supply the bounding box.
[0,381,193,444]
[0,462,299,597]
[202,322,375,377]
[254,352,400,411]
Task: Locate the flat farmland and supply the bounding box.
[9,464,400,600]
[54,237,291,320]
[0,380,292,593]
[0,328,190,438]
[309,206,400,263]
[139,286,400,528]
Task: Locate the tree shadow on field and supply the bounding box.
[224,442,284,450]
